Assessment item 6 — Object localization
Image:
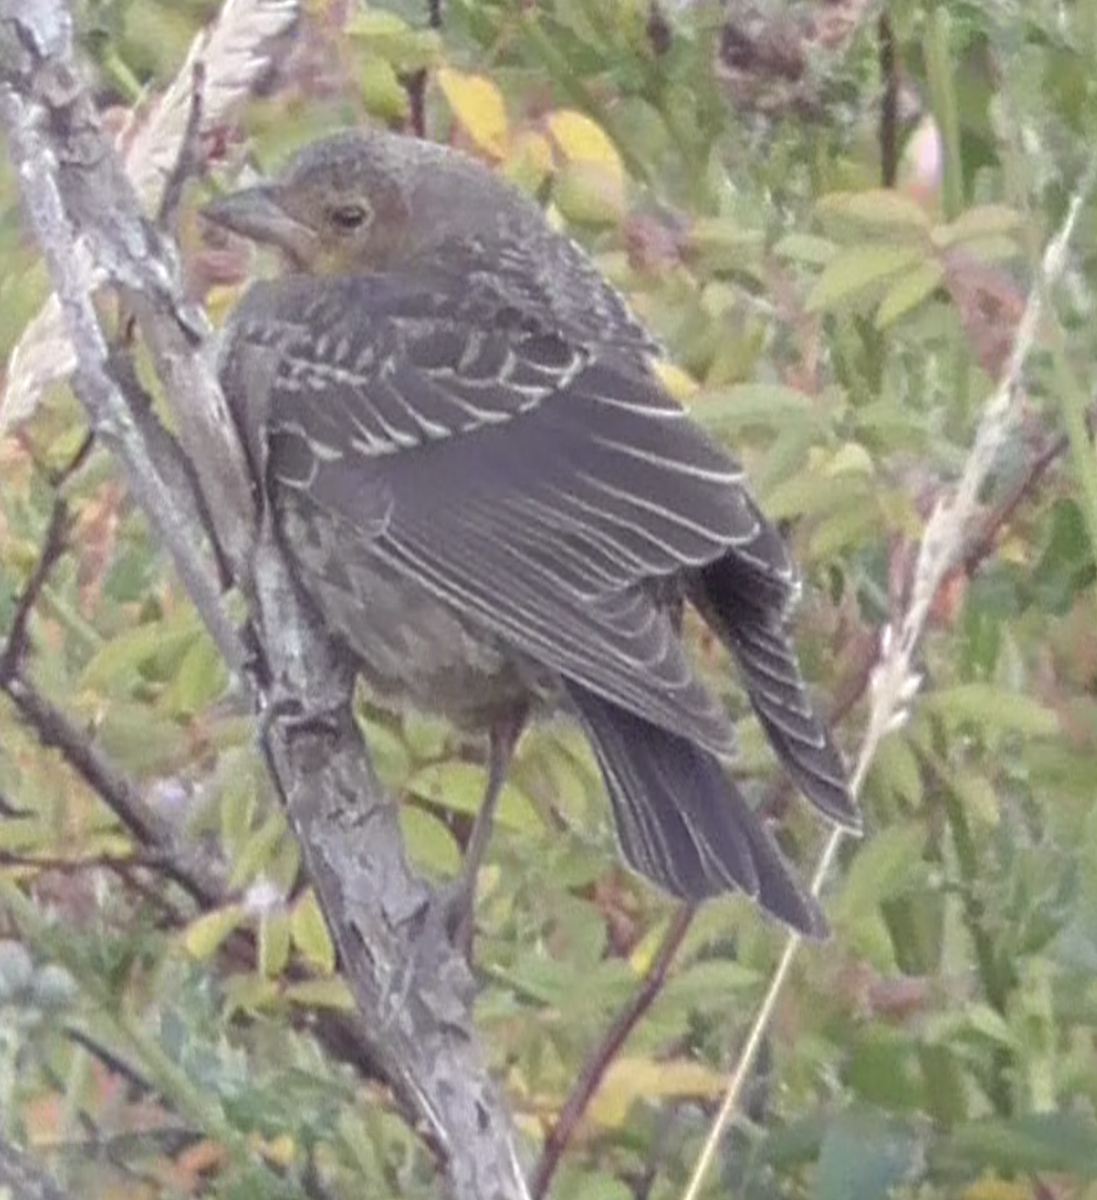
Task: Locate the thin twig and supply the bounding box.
[404,0,444,138]
[0,500,70,682]
[1,674,226,907]
[157,61,207,233]
[963,398,1097,576]
[0,431,91,679]
[0,89,248,674]
[532,907,694,1199]
[878,13,899,187]
[680,158,1097,1200]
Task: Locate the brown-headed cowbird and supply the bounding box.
[203,129,859,937]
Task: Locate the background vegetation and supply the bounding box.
[2,1,1097,1198]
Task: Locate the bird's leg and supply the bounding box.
[449,707,528,956]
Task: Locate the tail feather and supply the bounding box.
[565,679,827,938]
[691,558,861,833]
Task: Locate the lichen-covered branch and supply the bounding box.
[0,5,529,1198]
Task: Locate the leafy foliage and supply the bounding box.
[3,1,1097,1198]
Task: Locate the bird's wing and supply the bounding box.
[222,275,797,756]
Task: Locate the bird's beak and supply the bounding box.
[201,185,317,264]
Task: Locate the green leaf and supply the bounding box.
[764,467,874,523]
[283,979,355,1011]
[694,383,828,435]
[833,825,927,929]
[220,769,258,853]
[655,958,761,1011]
[933,204,1021,247]
[773,233,837,266]
[183,906,245,961]
[816,188,933,234]
[358,57,409,123]
[847,1035,924,1111]
[408,761,541,833]
[807,245,925,313]
[867,733,924,809]
[259,911,291,978]
[290,891,336,975]
[95,702,185,773]
[687,216,764,271]
[876,261,945,327]
[932,1113,1097,1176]
[346,10,441,72]
[357,718,411,788]
[79,620,196,693]
[229,813,289,889]
[925,684,1060,738]
[160,629,227,718]
[813,1109,924,1200]
[398,805,461,877]
[559,1175,633,1200]
[946,769,1001,825]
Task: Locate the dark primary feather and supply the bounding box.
[565,679,826,932]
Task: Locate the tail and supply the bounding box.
[564,679,827,938]
[690,555,861,833]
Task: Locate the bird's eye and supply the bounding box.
[328,202,369,231]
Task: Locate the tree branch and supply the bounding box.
[0,5,529,1197]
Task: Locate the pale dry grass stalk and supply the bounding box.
[1,0,298,432]
[681,164,1095,1200]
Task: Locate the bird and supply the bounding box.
[202,128,860,938]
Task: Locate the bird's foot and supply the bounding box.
[436,873,478,962]
[259,690,346,748]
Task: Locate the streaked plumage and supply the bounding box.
[206,129,858,936]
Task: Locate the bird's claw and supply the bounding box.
[259,691,345,748]
[437,874,477,962]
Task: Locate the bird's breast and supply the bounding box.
[276,493,546,728]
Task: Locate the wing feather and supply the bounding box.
[223,273,799,758]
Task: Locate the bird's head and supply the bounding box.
[202,128,540,277]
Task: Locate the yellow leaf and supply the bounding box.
[436,68,508,159]
[205,284,243,325]
[224,973,280,1016]
[284,978,355,1011]
[290,890,336,974]
[546,110,624,187]
[589,1057,724,1129]
[546,111,626,220]
[652,359,698,400]
[257,1133,296,1169]
[183,905,244,960]
[259,911,291,978]
[962,1175,1033,1200]
[502,131,554,194]
[823,441,876,477]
